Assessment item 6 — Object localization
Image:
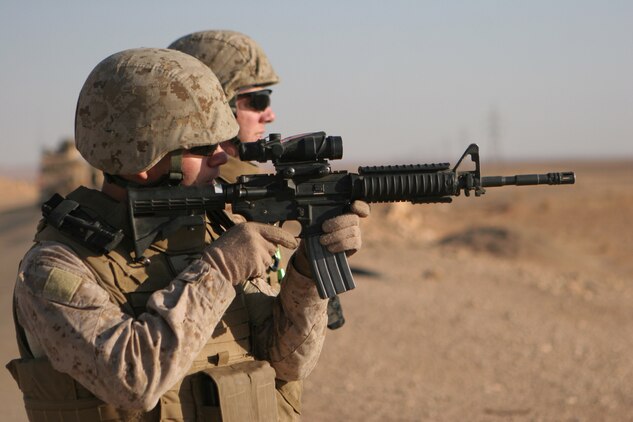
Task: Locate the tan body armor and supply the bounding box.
[7,187,297,421]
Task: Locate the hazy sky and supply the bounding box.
[1,0,632,170]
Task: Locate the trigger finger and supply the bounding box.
[257,224,299,250]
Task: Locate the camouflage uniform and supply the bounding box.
[6,49,327,421]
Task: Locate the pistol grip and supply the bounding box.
[306,235,356,299]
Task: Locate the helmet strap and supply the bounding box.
[104,173,147,189]
[168,149,184,184]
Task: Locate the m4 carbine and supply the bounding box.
[128,132,575,299]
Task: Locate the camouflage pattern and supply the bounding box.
[14,240,236,410]
[13,237,327,413]
[168,30,280,101]
[11,188,327,412]
[75,48,238,175]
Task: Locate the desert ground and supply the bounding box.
[0,161,631,421]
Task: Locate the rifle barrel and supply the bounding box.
[481,172,575,187]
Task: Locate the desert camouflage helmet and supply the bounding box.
[168,30,279,101]
[75,48,238,175]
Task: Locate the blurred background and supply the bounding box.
[1,0,632,178]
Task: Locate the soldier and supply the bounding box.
[168,29,353,302]
[168,30,279,183]
[6,48,368,421]
[168,32,360,419]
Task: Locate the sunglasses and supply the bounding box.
[187,144,219,156]
[236,89,272,112]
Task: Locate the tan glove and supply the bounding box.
[293,201,370,276]
[204,222,298,285]
[319,200,370,256]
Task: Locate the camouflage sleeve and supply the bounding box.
[266,257,328,381]
[14,241,235,411]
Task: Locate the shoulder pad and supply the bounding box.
[41,193,124,253]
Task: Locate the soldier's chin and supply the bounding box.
[241,132,261,143]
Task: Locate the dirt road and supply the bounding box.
[1,162,632,421]
[0,205,40,421]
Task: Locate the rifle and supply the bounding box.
[128,132,575,300]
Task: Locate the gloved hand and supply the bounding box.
[204,222,298,285]
[294,200,370,276]
[319,200,370,256]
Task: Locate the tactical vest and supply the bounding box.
[6,187,299,421]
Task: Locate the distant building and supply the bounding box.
[38,138,103,203]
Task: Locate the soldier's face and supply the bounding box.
[234,86,276,145]
[145,144,228,187]
[180,144,229,186]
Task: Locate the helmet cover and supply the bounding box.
[75,48,238,174]
[168,30,279,101]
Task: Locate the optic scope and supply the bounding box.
[239,132,343,164]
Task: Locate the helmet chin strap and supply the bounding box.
[168,149,184,184]
[105,150,185,189]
